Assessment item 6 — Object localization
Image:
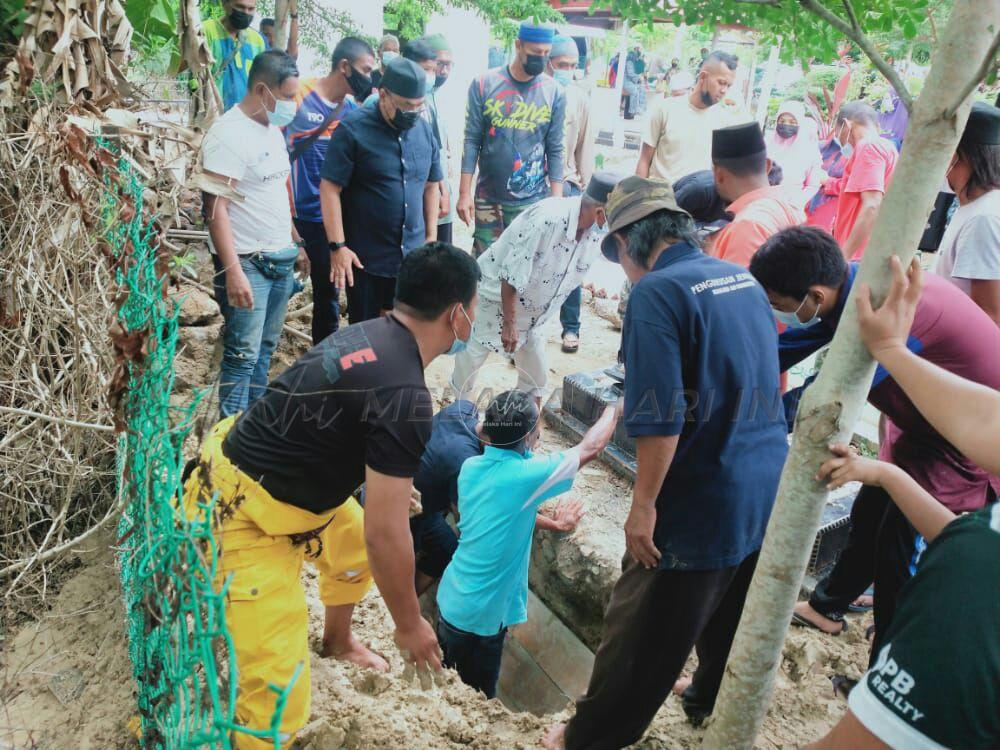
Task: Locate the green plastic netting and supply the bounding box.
[107,142,297,748]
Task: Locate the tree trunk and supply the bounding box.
[701,3,1000,748]
[273,0,290,50]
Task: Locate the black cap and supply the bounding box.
[961,101,1000,146]
[712,121,767,160]
[585,171,624,204]
[673,170,728,224]
[381,57,425,99]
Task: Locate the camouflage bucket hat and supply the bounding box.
[600,176,691,262]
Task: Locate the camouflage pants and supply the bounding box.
[472,199,532,258]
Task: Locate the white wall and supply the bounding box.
[295,0,386,78]
[425,3,492,170]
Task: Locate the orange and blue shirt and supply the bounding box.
[284,79,356,223]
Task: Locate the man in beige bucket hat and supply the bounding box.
[544,176,788,750]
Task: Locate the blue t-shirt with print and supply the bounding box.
[436,446,579,635]
[622,242,787,571]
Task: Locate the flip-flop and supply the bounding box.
[848,586,875,613]
[791,611,848,636]
[561,333,580,353]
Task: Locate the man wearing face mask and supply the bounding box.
[320,57,442,324]
[370,34,399,91]
[451,173,621,405]
[425,33,457,244]
[202,0,268,112]
[548,34,595,354]
[182,243,481,749]
[749,226,1000,650]
[933,101,1000,325]
[200,50,309,418]
[636,50,746,184]
[822,101,898,260]
[285,36,376,344]
[457,20,567,257]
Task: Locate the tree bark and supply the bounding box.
[273,0,290,50]
[701,3,1000,748]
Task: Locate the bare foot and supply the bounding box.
[792,601,847,635]
[672,676,692,696]
[540,723,567,749]
[322,634,390,672]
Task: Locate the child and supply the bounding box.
[435,390,619,698]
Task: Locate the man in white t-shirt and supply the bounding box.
[934,100,1000,325]
[200,49,308,417]
[636,51,745,184]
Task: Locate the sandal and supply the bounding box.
[561,332,580,353]
[848,586,875,613]
[791,611,849,636]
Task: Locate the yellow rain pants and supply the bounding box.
[183,417,372,749]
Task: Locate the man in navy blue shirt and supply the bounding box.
[544,176,787,750]
[320,56,442,324]
[411,399,585,595]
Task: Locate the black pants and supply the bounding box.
[437,222,453,245]
[809,484,922,663]
[293,218,340,345]
[436,615,507,699]
[345,268,396,325]
[564,551,759,750]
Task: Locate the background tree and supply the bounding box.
[602,0,999,747]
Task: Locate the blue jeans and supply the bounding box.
[212,249,296,418]
[560,180,583,337]
[436,615,507,699]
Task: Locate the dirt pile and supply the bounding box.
[1,290,871,750]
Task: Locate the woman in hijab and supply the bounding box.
[765,100,826,207]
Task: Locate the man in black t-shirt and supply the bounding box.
[183,243,480,750]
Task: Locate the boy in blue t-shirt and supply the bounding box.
[435,390,619,698]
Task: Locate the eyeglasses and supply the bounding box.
[435,60,454,72]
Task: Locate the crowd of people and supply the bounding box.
[190,7,1000,748]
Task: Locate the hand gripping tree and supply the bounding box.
[603,0,999,747]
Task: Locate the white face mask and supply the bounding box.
[838,122,854,159]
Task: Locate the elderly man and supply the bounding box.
[824,101,898,260]
[320,57,441,324]
[636,51,744,183]
[543,177,787,750]
[548,34,596,353]
[370,34,399,90]
[457,20,567,256]
[451,172,620,403]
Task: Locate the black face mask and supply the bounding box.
[228,9,253,30]
[523,54,547,77]
[699,89,714,107]
[776,123,799,139]
[434,74,448,90]
[392,108,420,131]
[345,66,373,101]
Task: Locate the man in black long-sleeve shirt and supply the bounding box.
[455,20,567,256]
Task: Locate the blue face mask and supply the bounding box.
[447,304,474,355]
[425,72,436,95]
[552,69,573,87]
[263,87,296,127]
[772,295,821,329]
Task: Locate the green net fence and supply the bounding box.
[106,141,295,748]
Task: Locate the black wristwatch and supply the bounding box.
[329,241,346,251]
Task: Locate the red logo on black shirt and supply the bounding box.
[340,347,377,370]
